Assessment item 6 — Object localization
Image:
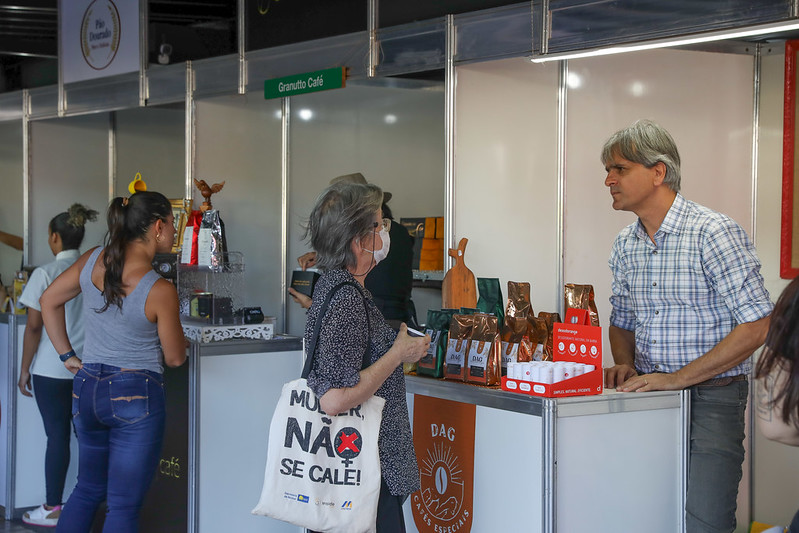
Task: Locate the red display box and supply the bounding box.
[500,309,603,398]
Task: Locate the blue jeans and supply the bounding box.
[32,374,73,507]
[56,364,165,533]
[685,380,748,533]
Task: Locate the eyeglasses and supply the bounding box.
[372,218,391,233]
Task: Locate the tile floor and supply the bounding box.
[0,517,48,532]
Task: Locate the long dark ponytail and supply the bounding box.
[50,203,98,250]
[756,276,799,426]
[101,191,171,311]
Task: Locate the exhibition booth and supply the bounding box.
[0,1,797,531]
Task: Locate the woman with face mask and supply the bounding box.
[290,173,418,330]
[302,181,430,532]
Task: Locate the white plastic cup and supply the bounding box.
[539,363,554,384]
[530,363,542,383]
[562,363,576,381]
[553,365,566,383]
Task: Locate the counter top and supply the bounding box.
[404,374,684,418]
[0,313,26,325]
[191,334,302,356]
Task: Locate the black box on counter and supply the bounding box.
[290,270,320,297]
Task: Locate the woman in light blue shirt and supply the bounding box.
[18,204,97,528]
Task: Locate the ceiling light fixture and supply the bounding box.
[530,19,799,63]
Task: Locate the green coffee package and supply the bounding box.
[417,309,457,378]
[476,277,504,325]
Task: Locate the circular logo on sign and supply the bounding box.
[419,443,464,521]
[334,427,362,460]
[80,0,121,70]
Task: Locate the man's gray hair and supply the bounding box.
[305,182,383,271]
[601,119,681,192]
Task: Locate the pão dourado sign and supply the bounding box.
[264,67,347,99]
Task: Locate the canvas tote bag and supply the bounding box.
[253,281,384,533]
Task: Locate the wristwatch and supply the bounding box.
[59,349,77,362]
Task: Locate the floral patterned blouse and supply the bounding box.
[305,268,420,496]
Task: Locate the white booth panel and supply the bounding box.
[0,121,23,284]
[198,347,304,533]
[564,48,756,368]
[194,95,284,328]
[556,408,683,532]
[114,107,186,199]
[14,322,79,510]
[751,49,799,529]
[29,115,110,266]
[454,58,561,315]
[403,396,544,532]
[287,82,445,336]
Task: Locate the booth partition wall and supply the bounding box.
[1,0,799,530]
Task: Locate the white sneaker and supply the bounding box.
[22,503,61,527]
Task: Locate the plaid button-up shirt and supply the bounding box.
[608,194,773,378]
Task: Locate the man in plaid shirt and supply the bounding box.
[602,120,773,533]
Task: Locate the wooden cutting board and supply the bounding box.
[441,238,477,309]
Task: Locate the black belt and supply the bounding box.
[695,374,747,387]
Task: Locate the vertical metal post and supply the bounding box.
[368,0,379,77]
[747,44,762,527]
[540,0,551,56]
[139,0,148,106]
[444,14,455,270]
[22,90,30,266]
[556,60,567,318]
[185,62,196,201]
[542,398,557,533]
[5,315,19,520]
[108,112,117,201]
[750,45,761,244]
[281,98,291,333]
[187,342,201,533]
[57,0,65,117]
[238,0,247,94]
[680,390,690,531]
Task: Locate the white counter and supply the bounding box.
[0,313,79,520]
[403,376,688,533]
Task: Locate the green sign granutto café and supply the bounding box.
[264,67,347,99]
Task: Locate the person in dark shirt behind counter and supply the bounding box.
[290,172,418,329]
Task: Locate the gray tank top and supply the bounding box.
[79,247,164,373]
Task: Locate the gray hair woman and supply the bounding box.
[303,181,429,533]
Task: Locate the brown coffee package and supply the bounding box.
[444,314,473,381]
[526,315,549,361]
[467,313,501,386]
[506,281,533,319]
[500,316,532,375]
[564,283,600,327]
[538,311,562,360]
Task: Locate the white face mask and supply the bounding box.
[364,227,390,265]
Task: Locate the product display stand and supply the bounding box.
[182,319,275,343]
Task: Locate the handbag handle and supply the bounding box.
[301,280,371,379]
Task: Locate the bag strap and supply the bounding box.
[301,280,371,379]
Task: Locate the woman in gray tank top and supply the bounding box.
[41,191,187,533]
